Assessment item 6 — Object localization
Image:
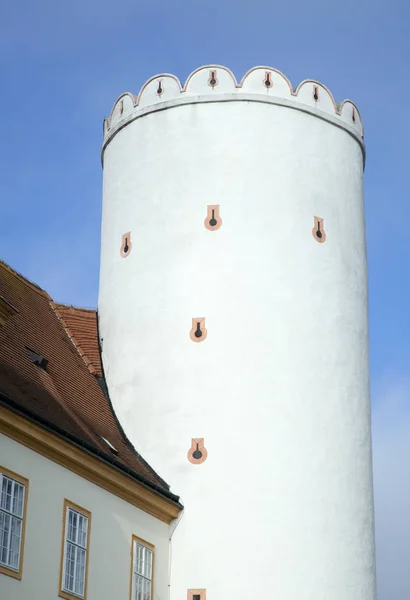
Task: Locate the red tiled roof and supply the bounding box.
[52,304,102,377]
[0,260,175,500]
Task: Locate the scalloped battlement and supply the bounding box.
[103,65,364,144]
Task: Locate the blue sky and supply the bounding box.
[1,0,409,596]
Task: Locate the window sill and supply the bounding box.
[59,588,85,600]
[0,564,22,580]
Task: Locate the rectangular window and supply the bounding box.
[0,467,28,580]
[188,591,206,600]
[130,535,154,600]
[59,500,91,600]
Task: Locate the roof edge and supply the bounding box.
[95,312,172,492]
[53,303,97,314]
[0,260,51,300]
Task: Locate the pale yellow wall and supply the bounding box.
[0,432,170,600]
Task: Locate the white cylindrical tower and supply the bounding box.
[98,66,377,600]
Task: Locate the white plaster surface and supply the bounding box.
[99,93,376,600]
[0,434,170,600]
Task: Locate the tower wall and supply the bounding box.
[98,66,376,600]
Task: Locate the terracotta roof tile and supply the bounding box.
[0,260,175,501]
[52,304,102,376]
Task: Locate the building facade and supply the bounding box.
[0,261,181,600]
[0,433,171,600]
[99,65,377,600]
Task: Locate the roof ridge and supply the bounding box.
[0,259,52,300]
[50,302,98,375]
[54,303,97,313]
[43,302,117,448]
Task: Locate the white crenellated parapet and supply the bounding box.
[103,65,364,149]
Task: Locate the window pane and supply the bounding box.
[146,548,149,576]
[75,547,86,596]
[135,574,143,600]
[67,509,78,543]
[0,478,6,510]
[64,542,76,591]
[0,511,11,565]
[77,514,88,549]
[1,477,12,512]
[146,549,152,579]
[134,575,138,600]
[138,545,143,575]
[12,483,24,518]
[136,551,141,575]
[9,516,21,569]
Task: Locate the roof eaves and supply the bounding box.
[0,391,182,507]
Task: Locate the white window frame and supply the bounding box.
[59,500,91,600]
[0,467,28,580]
[130,535,154,600]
